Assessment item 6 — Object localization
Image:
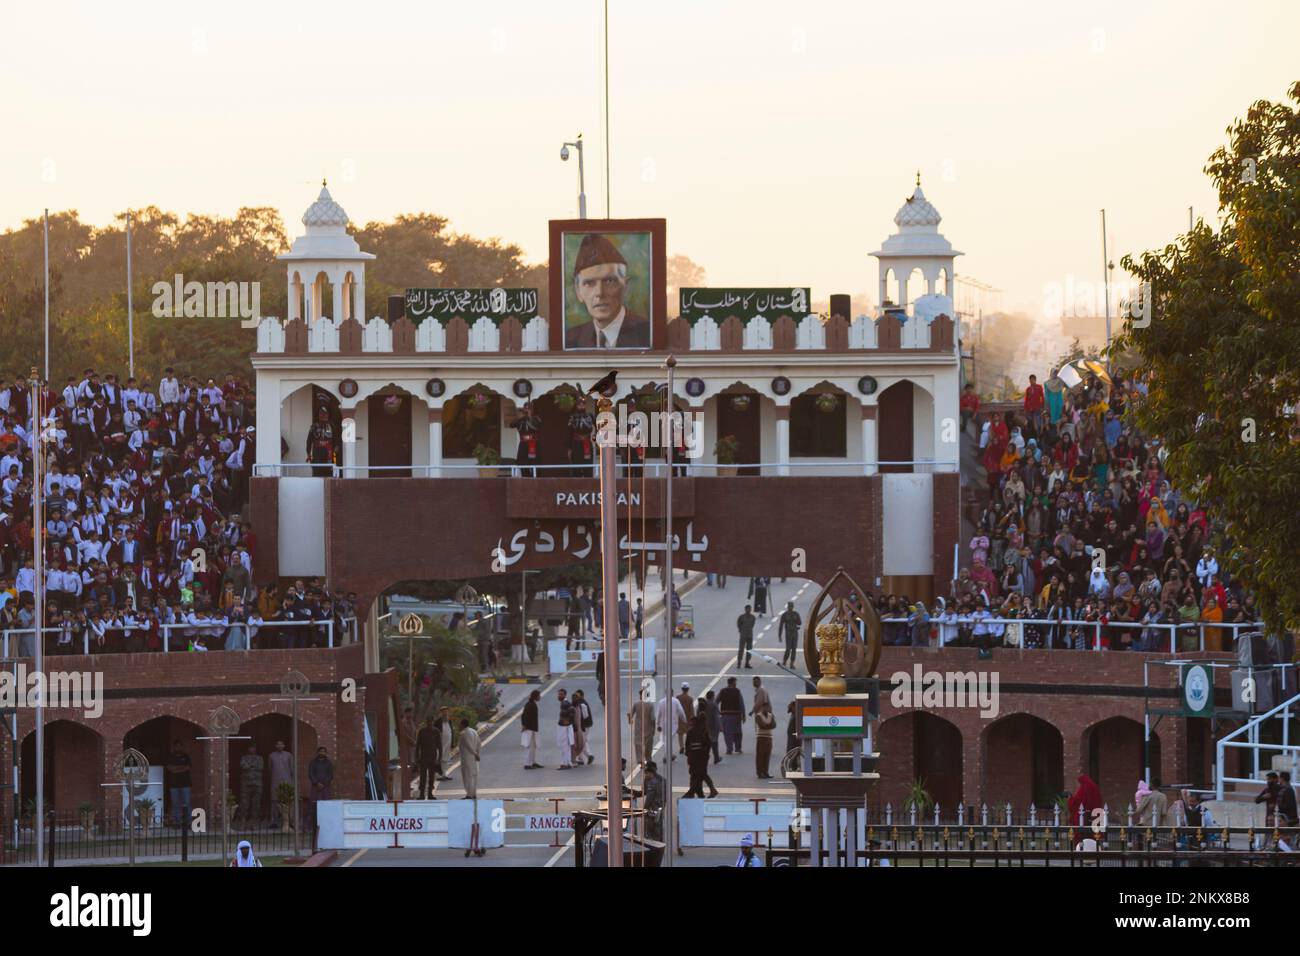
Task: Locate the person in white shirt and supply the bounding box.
[1196,552,1219,590]
[15,560,36,596]
[656,692,687,757]
[0,451,22,479]
[937,598,960,647]
[121,379,142,411]
[138,380,158,413]
[159,369,181,406]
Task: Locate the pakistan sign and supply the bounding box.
[405,288,539,323]
[678,287,810,323]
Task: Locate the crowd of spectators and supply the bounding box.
[883,368,1260,652]
[0,367,355,655]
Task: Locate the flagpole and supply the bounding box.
[32,371,45,868]
[126,211,134,377]
[603,0,611,218]
[662,355,676,866]
[1100,209,1111,371]
[43,211,50,381]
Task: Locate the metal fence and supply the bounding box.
[254,459,959,479]
[880,615,1262,654]
[1,617,358,658]
[2,811,306,865]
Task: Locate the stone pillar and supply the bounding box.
[354,274,366,326]
[775,404,790,476]
[427,405,442,478]
[287,274,300,322]
[861,404,878,476]
[341,407,357,478]
[255,373,281,472]
[332,275,345,325]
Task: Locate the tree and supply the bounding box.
[1114,81,1300,631]
[665,254,706,317]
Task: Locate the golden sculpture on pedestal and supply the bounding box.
[802,567,882,684]
[814,614,848,696]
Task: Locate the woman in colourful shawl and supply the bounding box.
[1068,774,1105,837]
[1146,496,1171,530]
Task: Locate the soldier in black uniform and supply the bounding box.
[567,403,595,477]
[306,407,337,476]
[512,402,541,477]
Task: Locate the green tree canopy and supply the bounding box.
[1115,81,1300,631]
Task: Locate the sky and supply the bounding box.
[1,0,1295,316]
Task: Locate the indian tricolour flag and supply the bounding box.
[802,706,864,736]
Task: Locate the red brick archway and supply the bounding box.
[982,713,1063,811]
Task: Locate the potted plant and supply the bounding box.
[473,443,501,477]
[730,394,752,412]
[224,790,239,829]
[274,783,296,832]
[902,777,933,817]
[133,797,156,829]
[553,391,576,412]
[20,797,35,830]
[714,434,740,477]
[78,801,96,837]
[815,392,840,414]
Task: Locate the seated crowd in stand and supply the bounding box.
[0,367,355,654]
[879,370,1260,652]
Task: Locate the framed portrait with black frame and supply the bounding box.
[549,218,666,351]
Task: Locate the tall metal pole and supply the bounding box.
[126,211,134,377]
[291,695,300,858]
[597,396,623,866]
[577,138,588,219]
[32,371,44,867]
[661,355,676,864]
[1100,209,1111,358]
[603,0,611,218]
[43,212,50,381]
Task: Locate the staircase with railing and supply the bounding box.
[1216,688,1300,799]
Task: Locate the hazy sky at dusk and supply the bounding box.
[2,0,1294,315]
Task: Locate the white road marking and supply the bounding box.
[340,848,367,867]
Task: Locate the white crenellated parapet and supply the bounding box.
[308,318,340,352]
[522,315,548,351]
[415,317,446,352]
[743,315,773,350]
[901,315,932,348]
[468,316,500,352]
[362,316,392,352]
[795,314,826,350]
[849,314,877,349]
[257,317,285,353]
[690,315,721,351]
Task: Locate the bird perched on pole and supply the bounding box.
[586,370,619,399]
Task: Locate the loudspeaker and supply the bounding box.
[1237,631,1269,667]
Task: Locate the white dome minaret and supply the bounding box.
[869,173,962,319]
[278,181,376,325]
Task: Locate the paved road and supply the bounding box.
[340,575,819,867]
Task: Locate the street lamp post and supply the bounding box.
[271,670,319,860]
[661,355,676,864]
[596,396,622,866]
[561,135,588,219]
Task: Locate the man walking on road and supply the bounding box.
[628,688,656,766]
[555,688,576,769]
[684,715,719,798]
[416,717,441,798]
[675,682,694,755]
[617,592,631,640]
[657,688,687,760]
[435,707,454,781]
[718,677,746,755]
[754,701,778,779]
[779,601,802,667]
[521,690,542,770]
[736,605,756,669]
[750,676,771,717]
[701,690,723,763]
[573,689,594,765]
[458,719,481,799]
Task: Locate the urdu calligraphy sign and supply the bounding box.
[678,287,811,323]
[405,288,540,323]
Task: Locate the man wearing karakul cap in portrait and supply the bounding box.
[566,233,650,348]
